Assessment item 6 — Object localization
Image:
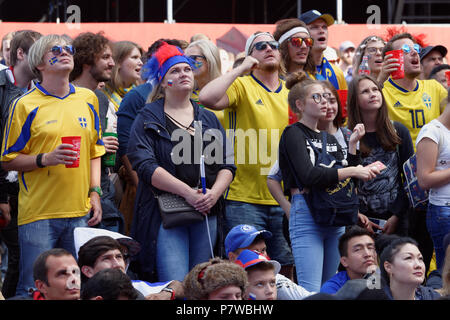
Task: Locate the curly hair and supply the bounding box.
[273,18,315,75]
[70,32,111,81]
[183,257,248,300]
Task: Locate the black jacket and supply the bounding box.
[0,69,24,203]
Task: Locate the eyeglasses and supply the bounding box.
[187,54,206,68]
[401,43,420,55]
[366,47,383,55]
[311,92,332,104]
[252,41,279,52]
[50,45,75,56]
[289,37,314,48]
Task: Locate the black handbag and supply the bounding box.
[157,191,204,229]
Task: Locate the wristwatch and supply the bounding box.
[161,287,175,300]
[88,186,103,197]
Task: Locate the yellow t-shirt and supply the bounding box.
[191,89,225,127]
[225,73,289,205]
[1,84,105,225]
[383,78,447,149]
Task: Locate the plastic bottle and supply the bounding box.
[358,55,370,75]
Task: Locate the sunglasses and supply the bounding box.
[50,45,75,56]
[289,37,314,48]
[311,92,332,104]
[252,41,279,52]
[187,55,206,68]
[401,43,420,55]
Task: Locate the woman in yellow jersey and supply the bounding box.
[184,39,224,125]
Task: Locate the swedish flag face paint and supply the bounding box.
[49,56,58,65]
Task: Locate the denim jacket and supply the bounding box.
[126,98,235,280]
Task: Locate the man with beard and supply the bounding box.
[71,32,124,233]
[382,32,448,277]
[199,32,294,280]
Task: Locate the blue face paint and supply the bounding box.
[49,56,58,65]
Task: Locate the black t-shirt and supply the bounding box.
[278,122,360,194]
[358,121,414,218]
[165,115,199,188]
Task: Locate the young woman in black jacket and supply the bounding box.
[278,71,378,292]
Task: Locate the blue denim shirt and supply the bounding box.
[126,98,235,280]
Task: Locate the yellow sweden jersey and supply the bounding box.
[191,89,225,127]
[224,73,289,205]
[1,84,105,225]
[383,78,447,149]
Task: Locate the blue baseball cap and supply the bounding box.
[300,9,335,26]
[235,249,281,274]
[225,224,272,256]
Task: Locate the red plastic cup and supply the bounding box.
[445,70,450,87]
[386,49,404,80]
[337,89,348,119]
[61,136,81,168]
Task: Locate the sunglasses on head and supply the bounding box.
[252,41,279,52]
[401,43,420,55]
[289,37,314,48]
[50,45,75,56]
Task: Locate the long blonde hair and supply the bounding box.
[187,40,222,82]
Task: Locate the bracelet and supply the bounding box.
[36,153,45,168]
[161,287,175,300]
[88,186,103,197]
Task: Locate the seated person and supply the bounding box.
[320,226,378,294]
[81,268,138,300]
[75,227,182,300]
[225,224,313,299]
[235,249,279,300]
[33,248,81,300]
[183,257,248,300]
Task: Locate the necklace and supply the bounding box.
[165,112,195,133]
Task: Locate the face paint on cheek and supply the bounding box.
[248,292,256,300]
[49,57,58,65]
[65,266,81,290]
[167,79,173,87]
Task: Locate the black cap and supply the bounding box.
[299,10,335,26]
[419,45,448,61]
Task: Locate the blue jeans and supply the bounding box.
[289,194,345,292]
[16,214,89,296]
[426,203,450,270]
[156,215,217,282]
[225,200,294,265]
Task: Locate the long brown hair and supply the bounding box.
[347,74,401,156]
